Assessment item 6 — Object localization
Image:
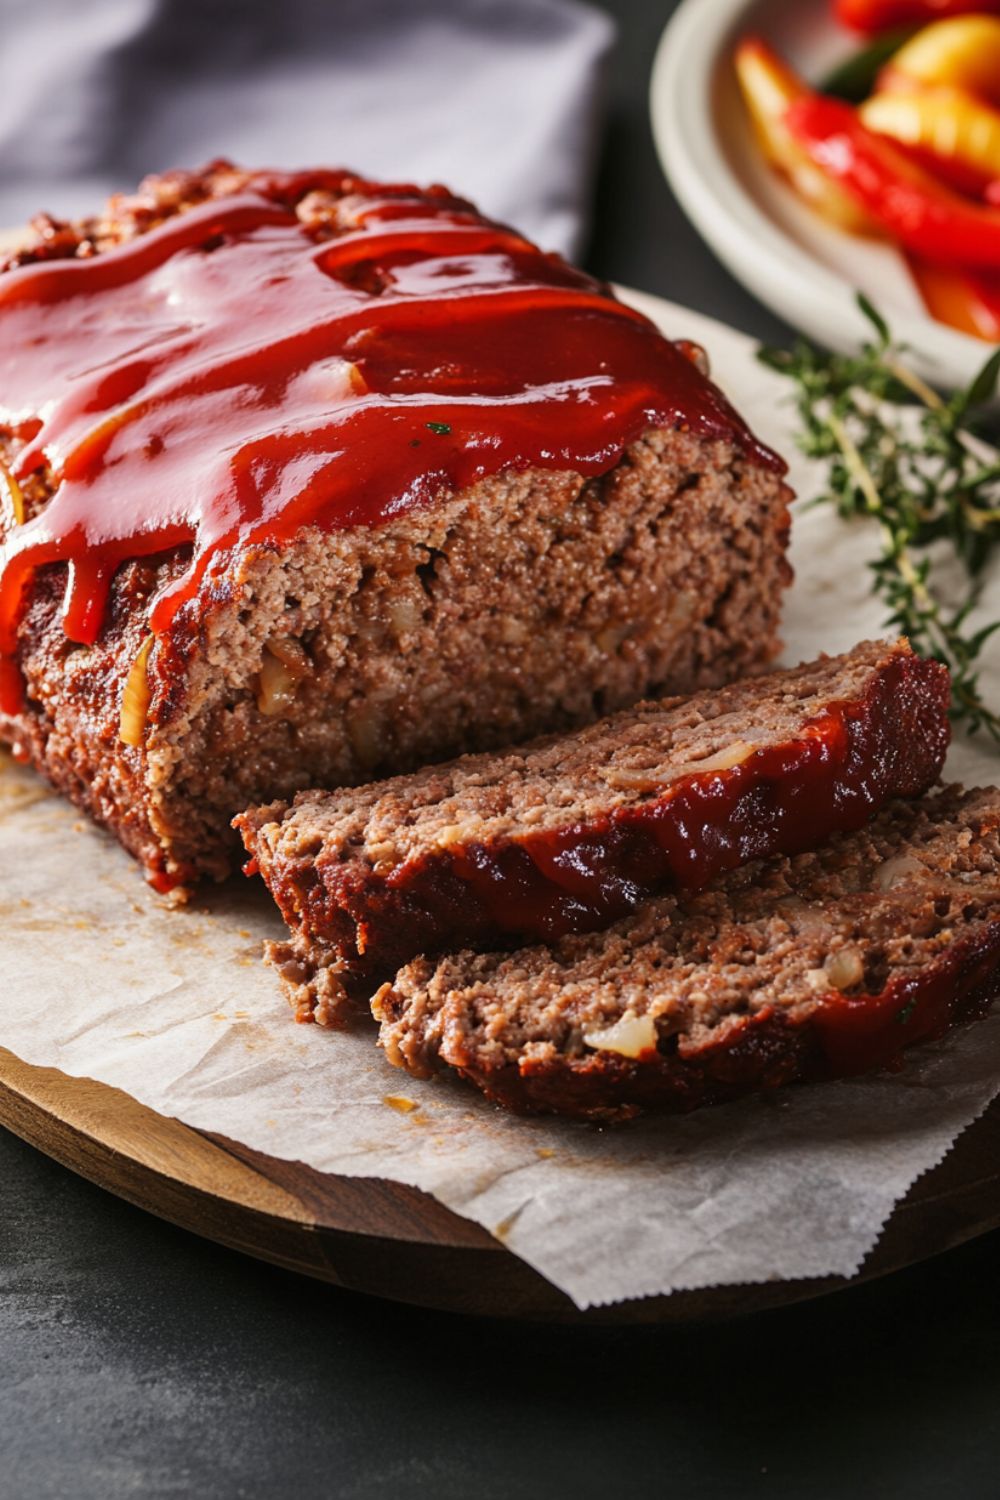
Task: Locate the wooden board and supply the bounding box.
[3,1045,1000,1322]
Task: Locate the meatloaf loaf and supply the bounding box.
[237,638,950,1025]
[374,785,1000,1120]
[0,161,792,892]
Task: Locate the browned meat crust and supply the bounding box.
[373,786,1000,1120]
[237,639,950,1024]
[0,163,793,890]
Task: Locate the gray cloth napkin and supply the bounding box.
[0,0,613,256]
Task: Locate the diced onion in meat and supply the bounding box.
[119,635,154,747]
[0,459,25,527]
[257,637,311,716]
[583,1010,657,1059]
[825,947,865,992]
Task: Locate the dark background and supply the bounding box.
[4,2,1000,1496]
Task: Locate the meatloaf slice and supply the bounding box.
[374,786,1000,1120]
[238,638,950,1025]
[0,161,793,892]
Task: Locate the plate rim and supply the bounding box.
[649,0,993,388]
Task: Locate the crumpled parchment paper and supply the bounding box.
[1,294,997,1310]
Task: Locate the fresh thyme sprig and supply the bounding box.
[759,296,1000,747]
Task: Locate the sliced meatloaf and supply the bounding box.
[374,786,1000,1120]
[0,161,793,893]
[237,638,950,1024]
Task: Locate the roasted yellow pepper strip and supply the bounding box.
[878,15,1000,105]
[734,38,876,233]
[861,87,1000,193]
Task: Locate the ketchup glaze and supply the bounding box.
[0,169,782,716]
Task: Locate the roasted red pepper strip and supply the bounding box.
[836,0,1000,35]
[734,38,874,232]
[786,93,1000,268]
[907,253,1000,339]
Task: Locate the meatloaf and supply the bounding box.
[374,785,1000,1120]
[0,160,792,892]
[237,638,950,1025]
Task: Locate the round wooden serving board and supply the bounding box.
[3,1046,1000,1323]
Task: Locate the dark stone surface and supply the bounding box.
[587,0,793,345]
[5,1126,1000,1500]
[4,2,999,1496]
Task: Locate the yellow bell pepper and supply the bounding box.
[860,86,1000,194]
[878,15,1000,105]
[734,38,875,232]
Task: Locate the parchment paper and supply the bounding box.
[2,294,997,1310]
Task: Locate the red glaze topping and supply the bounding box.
[0,169,782,715]
[811,921,1000,1075]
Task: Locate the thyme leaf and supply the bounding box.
[759,298,1000,747]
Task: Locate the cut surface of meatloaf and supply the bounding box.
[237,638,950,1025]
[0,160,792,892]
[374,786,1000,1121]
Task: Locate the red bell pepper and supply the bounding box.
[908,253,1000,339]
[785,93,1000,268]
[734,38,875,232]
[836,0,1000,36]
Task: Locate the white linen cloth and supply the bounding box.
[0,0,613,255]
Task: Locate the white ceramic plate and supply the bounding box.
[650,0,996,389]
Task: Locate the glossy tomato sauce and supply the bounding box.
[0,170,781,714]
